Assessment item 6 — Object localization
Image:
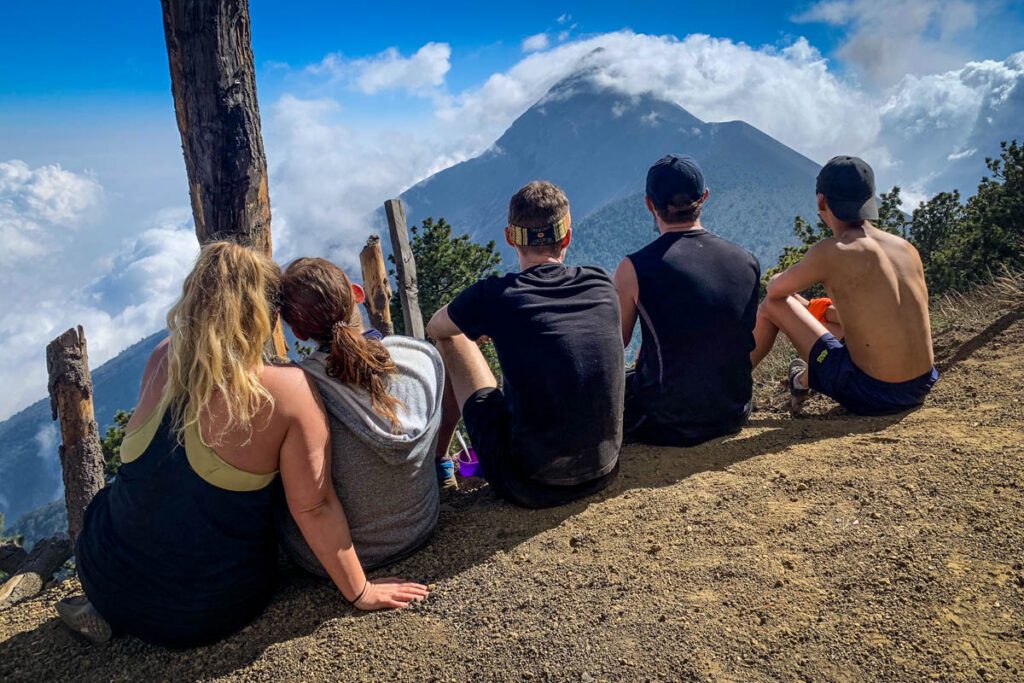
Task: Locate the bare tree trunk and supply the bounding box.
[161,0,286,357]
[0,536,73,611]
[384,199,426,339]
[46,326,106,547]
[359,236,395,336]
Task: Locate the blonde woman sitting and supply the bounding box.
[60,242,427,648]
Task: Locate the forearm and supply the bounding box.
[294,497,367,601]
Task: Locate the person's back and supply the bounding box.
[817,225,933,382]
[274,257,443,573]
[749,156,938,416]
[427,181,623,508]
[616,154,760,445]
[627,231,760,443]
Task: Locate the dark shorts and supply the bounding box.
[623,370,748,447]
[462,387,617,509]
[808,333,939,416]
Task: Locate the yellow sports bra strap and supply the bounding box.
[119,392,172,464]
[183,425,277,492]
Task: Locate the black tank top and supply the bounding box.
[628,230,760,441]
[76,393,280,647]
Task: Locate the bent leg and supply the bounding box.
[751,304,782,367]
[433,334,498,419]
[761,296,831,363]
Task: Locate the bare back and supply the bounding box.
[819,225,934,382]
[126,339,326,476]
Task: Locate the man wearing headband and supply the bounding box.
[614,154,761,446]
[750,155,938,414]
[426,181,623,508]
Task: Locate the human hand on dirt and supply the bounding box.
[353,577,430,610]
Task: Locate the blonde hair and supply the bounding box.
[165,241,282,442]
[280,257,402,431]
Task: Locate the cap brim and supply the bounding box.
[827,195,878,223]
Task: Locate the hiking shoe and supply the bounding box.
[56,595,112,644]
[436,457,458,490]
[788,358,810,414]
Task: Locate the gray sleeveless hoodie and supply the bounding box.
[278,336,443,573]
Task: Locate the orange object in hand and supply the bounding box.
[807,297,833,324]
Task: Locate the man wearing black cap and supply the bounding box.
[750,155,938,415]
[613,154,761,446]
[426,181,624,507]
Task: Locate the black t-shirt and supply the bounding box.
[628,230,760,439]
[448,263,624,486]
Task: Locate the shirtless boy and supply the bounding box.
[750,156,938,415]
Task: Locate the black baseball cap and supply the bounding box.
[816,156,878,222]
[646,154,706,210]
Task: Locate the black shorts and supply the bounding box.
[462,387,617,509]
[623,370,748,447]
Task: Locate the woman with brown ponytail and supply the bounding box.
[276,257,444,576]
[60,243,428,648]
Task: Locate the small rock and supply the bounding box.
[796,483,808,492]
[582,673,595,683]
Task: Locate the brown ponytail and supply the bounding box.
[280,257,402,430]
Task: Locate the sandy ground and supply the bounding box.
[1,296,1022,682]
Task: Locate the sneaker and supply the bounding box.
[436,457,458,490]
[788,358,810,414]
[56,595,112,644]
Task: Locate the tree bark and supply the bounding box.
[359,235,395,336]
[0,535,73,611]
[46,327,106,547]
[161,0,286,357]
[384,199,426,339]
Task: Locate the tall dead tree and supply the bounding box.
[46,326,106,546]
[161,0,286,356]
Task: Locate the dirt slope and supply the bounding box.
[1,300,1022,682]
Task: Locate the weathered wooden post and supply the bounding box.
[46,326,106,546]
[384,199,426,339]
[359,235,395,336]
[161,0,287,357]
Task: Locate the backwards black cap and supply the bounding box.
[646,154,706,211]
[816,155,878,223]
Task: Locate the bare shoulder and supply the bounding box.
[262,364,318,410]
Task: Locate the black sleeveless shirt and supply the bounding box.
[76,394,280,647]
[628,230,760,443]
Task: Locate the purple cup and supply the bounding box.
[457,448,480,477]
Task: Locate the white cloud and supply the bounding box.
[557,14,571,24]
[435,32,881,165]
[0,160,103,267]
[309,42,452,95]
[794,0,981,86]
[522,33,550,53]
[0,209,197,420]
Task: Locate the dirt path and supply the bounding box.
[2,306,1022,682]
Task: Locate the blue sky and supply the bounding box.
[1,0,1022,419]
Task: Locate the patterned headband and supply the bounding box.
[507,210,571,247]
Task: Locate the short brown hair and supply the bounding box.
[509,181,569,229]
[509,181,570,257]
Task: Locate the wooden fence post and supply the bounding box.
[384,199,425,339]
[46,326,106,546]
[359,236,394,336]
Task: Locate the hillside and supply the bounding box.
[0,331,166,525]
[1,281,1021,682]
[398,71,818,271]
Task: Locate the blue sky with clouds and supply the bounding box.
[0,0,1022,419]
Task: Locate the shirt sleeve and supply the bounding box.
[446,278,495,341]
